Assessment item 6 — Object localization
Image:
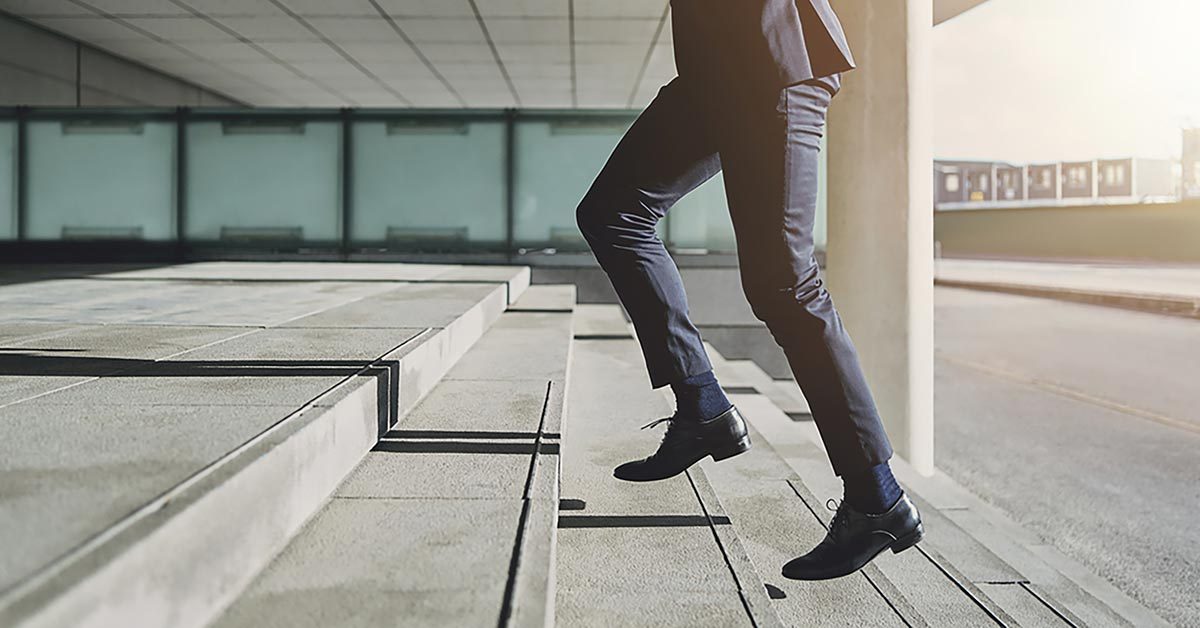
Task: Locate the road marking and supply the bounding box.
[936,351,1200,436]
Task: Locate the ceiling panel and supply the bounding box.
[0,0,676,109]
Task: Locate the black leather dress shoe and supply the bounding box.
[781,494,923,581]
[613,406,751,482]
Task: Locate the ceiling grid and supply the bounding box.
[0,0,677,108]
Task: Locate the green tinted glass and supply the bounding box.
[352,119,505,248]
[26,119,175,240]
[185,119,341,243]
[0,121,14,240]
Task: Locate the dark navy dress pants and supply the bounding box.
[575,75,893,476]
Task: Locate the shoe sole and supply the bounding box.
[710,436,752,462]
[614,437,752,482]
[781,523,926,581]
[891,522,925,554]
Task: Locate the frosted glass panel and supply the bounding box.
[352,119,505,247]
[668,173,733,251]
[514,118,632,249]
[186,120,340,242]
[668,136,828,253]
[0,122,14,240]
[26,120,175,240]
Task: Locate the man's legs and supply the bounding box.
[576,78,719,389]
[577,79,753,483]
[717,75,923,579]
[717,75,894,478]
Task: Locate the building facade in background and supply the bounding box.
[935,156,1180,210]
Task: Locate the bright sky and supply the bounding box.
[933,0,1200,162]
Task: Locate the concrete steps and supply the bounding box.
[705,352,1169,628]
[3,261,1171,627]
[0,263,529,628]
[555,305,781,627]
[209,285,576,628]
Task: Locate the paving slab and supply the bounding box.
[977,582,1077,627]
[443,312,573,383]
[508,283,576,311]
[336,451,530,500]
[0,325,252,364]
[0,325,256,406]
[0,376,92,408]
[33,374,352,407]
[97,262,456,283]
[0,403,298,595]
[571,304,632,337]
[131,282,399,327]
[555,588,754,628]
[0,323,80,345]
[212,498,522,628]
[170,327,424,363]
[280,283,505,329]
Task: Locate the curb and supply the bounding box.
[934,278,1200,319]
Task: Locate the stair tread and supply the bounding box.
[713,374,1129,627]
[212,498,524,628]
[211,297,573,628]
[556,307,780,627]
[699,426,908,626]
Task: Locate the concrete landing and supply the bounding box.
[0,263,527,628]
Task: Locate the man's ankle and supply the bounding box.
[670,370,732,421]
[842,462,903,514]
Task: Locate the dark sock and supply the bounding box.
[670,370,732,421]
[843,462,903,514]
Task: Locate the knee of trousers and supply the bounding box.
[575,190,661,246]
[742,274,834,334]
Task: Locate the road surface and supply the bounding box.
[935,287,1200,627]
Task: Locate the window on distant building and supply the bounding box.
[945,173,960,192]
[1039,169,1052,188]
[1103,164,1126,186]
[1068,166,1088,186]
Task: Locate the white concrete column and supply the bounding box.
[825,0,935,475]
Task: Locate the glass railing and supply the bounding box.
[0,107,830,255]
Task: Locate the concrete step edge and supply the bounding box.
[0,284,512,628]
[505,379,568,628]
[685,465,788,628]
[506,289,576,628]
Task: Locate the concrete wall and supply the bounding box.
[530,257,795,380]
[935,201,1200,263]
[0,13,238,107]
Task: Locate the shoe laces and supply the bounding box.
[826,498,851,539]
[641,416,678,448]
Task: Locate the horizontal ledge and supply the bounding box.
[372,440,560,455]
[557,514,731,529]
[384,429,561,440]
